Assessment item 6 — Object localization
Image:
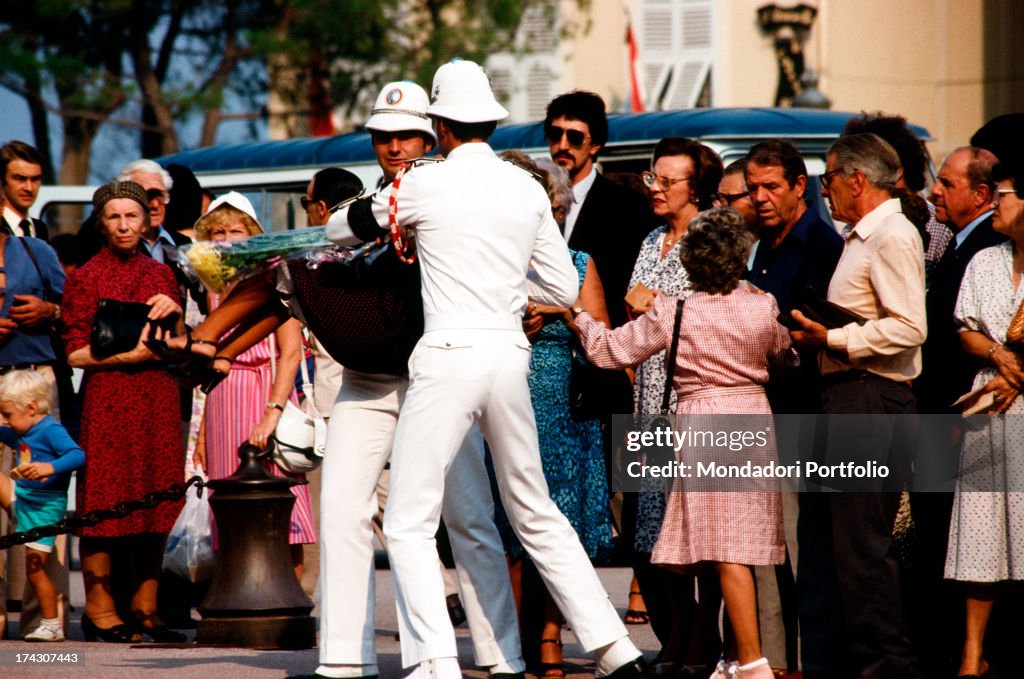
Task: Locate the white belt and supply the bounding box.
[424,313,522,332]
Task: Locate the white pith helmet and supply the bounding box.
[426,58,509,123]
[365,81,437,143]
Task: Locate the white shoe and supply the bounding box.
[734,658,772,679]
[707,659,738,679]
[25,624,64,642]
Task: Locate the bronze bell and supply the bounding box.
[196,442,315,649]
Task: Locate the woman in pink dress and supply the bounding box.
[190,193,316,579]
[572,207,790,679]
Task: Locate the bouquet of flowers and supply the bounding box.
[177,227,338,293]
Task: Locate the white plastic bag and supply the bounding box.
[162,467,215,582]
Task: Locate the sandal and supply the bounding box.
[624,589,649,625]
[539,638,565,679]
[146,327,219,363]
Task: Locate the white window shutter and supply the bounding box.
[637,0,713,110]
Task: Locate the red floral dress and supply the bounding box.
[62,248,184,537]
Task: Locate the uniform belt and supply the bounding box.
[424,313,522,332]
[0,362,53,375]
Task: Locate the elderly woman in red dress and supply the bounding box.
[571,207,790,679]
[62,181,186,643]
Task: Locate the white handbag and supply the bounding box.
[270,336,326,474]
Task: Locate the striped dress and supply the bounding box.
[575,289,789,567]
[204,300,316,547]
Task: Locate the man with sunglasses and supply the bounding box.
[542,91,654,331]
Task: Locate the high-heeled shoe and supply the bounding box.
[165,355,233,394]
[199,356,234,394]
[81,614,141,643]
[146,328,219,364]
[132,611,188,643]
[538,639,565,679]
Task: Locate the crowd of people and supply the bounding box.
[0,58,1021,679]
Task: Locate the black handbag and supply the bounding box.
[90,299,175,359]
[285,241,424,376]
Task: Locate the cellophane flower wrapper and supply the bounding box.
[176,227,340,293]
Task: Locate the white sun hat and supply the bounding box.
[365,81,437,143]
[198,190,263,235]
[426,58,509,123]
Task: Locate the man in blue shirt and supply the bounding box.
[744,140,844,676]
[0,230,67,640]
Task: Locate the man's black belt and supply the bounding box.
[0,362,54,375]
[820,369,903,388]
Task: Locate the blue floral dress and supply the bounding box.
[494,250,614,560]
[628,226,693,553]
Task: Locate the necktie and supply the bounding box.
[19,219,33,238]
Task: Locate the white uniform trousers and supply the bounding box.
[384,327,628,669]
[318,368,519,667]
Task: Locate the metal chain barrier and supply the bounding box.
[0,475,206,551]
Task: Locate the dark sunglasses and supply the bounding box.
[544,125,590,148]
[300,196,316,210]
[146,188,167,202]
[714,191,749,205]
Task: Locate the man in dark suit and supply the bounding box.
[1,141,49,241]
[538,90,656,633]
[918,146,1004,414]
[541,91,655,331]
[910,146,1003,678]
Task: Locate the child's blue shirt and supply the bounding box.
[0,415,85,492]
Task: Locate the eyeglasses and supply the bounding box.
[714,191,749,205]
[642,171,691,192]
[820,168,846,190]
[544,125,590,148]
[992,188,1019,206]
[145,188,169,203]
[300,196,316,210]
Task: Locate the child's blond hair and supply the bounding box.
[0,370,52,414]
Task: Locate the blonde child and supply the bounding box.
[0,370,84,642]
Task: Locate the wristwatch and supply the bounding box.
[570,306,585,319]
[266,401,285,412]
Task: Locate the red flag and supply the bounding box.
[627,24,645,113]
[308,50,335,137]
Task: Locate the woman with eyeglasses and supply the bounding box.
[626,137,724,676]
[945,162,1024,679]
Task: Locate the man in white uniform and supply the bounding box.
[313,81,522,679]
[328,59,644,679]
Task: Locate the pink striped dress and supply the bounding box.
[575,289,790,568]
[204,302,317,547]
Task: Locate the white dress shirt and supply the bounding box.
[823,198,927,381]
[328,142,579,316]
[562,165,597,244]
[2,206,33,237]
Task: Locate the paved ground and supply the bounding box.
[0,566,658,678]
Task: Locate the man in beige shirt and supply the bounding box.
[790,132,925,679]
